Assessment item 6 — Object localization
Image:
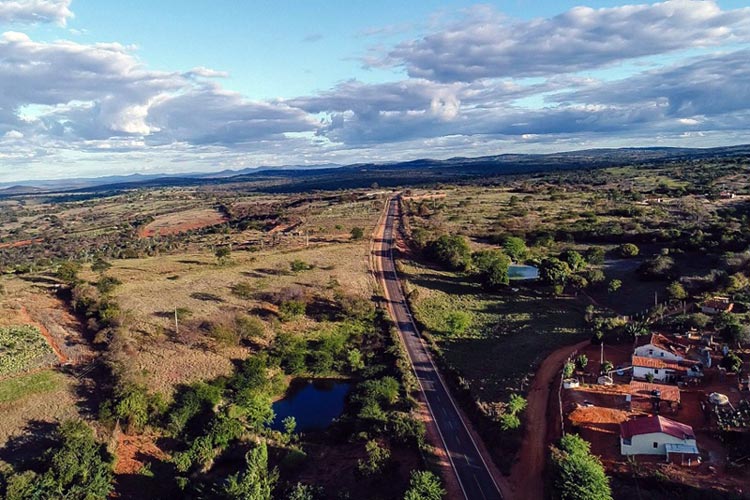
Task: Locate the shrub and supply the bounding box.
[235,314,265,340]
[404,470,445,500]
[357,440,391,476]
[444,310,472,336]
[350,227,365,240]
[607,280,622,293]
[503,236,528,262]
[618,243,639,258]
[500,413,521,431]
[279,300,306,321]
[290,259,313,273]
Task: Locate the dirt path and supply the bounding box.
[509,340,590,500]
[18,305,69,364]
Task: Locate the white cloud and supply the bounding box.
[0,0,73,26]
[378,1,750,82]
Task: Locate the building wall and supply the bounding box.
[633,366,675,382]
[634,344,682,362]
[620,432,697,455]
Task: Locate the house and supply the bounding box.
[634,334,685,362]
[628,380,680,413]
[631,356,702,383]
[620,415,699,464]
[701,296,734,315]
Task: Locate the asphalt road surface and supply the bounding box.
[375,198,503,500]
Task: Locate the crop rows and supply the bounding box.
[0,325,56,378]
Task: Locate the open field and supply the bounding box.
[137,208,227,238]
[0,369,79,447]
[400,260,587,403]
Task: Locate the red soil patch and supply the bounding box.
[114,433,169,475]
[138,209,227,238]
[0,238,42,249]
[18,305,68,364]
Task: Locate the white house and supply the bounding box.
[620,415,699,463]
[700,296,734,315]
[633,334,685,362]
[632,356,702,383]
[632,356,683,383]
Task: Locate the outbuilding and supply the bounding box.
[620,415,699,462]
[633,334,685,362]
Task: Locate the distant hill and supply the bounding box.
[1,145,748,197]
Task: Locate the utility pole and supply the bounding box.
[174,307,179,336]
[600,341,604,365]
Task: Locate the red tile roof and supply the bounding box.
[620,415,695,440]
[632,356,682,370]
[702,297,734,312]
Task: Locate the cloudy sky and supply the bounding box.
[0,0,749,181]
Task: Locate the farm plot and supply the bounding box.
[0,325,56,378]
[138,208,227,238]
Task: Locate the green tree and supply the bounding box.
[472,249,511,290]
[550,434,612,500]
[666,282,688,301]
[3,420,114,500]
[219,443,278,500]
[584,247,606,265]
[601,360,614,374]
[575,354,588,370]
[561,249,586,272]
[215,246,232,265]
[508,393,527,414]
[500,413,521,430]
[722,352,743,373]
[503,236,528,262]
[427,235,472,271]
[539,258,572,287]
[350,227,365,240]
[618,243,639,258]
[404,470,445,500]
[607,280,622,293]
[563,361,575,379]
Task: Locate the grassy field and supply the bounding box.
[0,369,66,404]
[400,260,588,402]
[0,369,79,447]
[0,325,56,378]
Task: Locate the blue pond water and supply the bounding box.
[271,379,352,432]
[508,264,539,280]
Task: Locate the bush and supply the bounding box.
[500,413,521,430]
[607,280,622,293]
[585,247,606,265]
[279,300,306,321]
[404,470,445,500]
[290,259,313,273]
[350,227,365,240]
[618,243,639,258]
[561,249,586,271]
[357,440,391,476]
[444,310,472,336]
[235,314,265,340]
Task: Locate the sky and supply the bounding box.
[0,0,749,181]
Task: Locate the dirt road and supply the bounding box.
[509,340,590,500]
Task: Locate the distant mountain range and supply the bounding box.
[2,144,749,196]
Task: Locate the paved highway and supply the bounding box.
[374,197,503,500]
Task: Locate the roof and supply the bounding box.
[702,297,734,312]
[665,443,700,455]
[621,415,695,440]
[629,381,680,403]
[639,333,686,355]
[632,356,683,370]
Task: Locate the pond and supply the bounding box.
[271,378,352,432]
[508,264,539,280]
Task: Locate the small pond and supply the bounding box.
[508,264,539,280]
[271,378,352,432]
